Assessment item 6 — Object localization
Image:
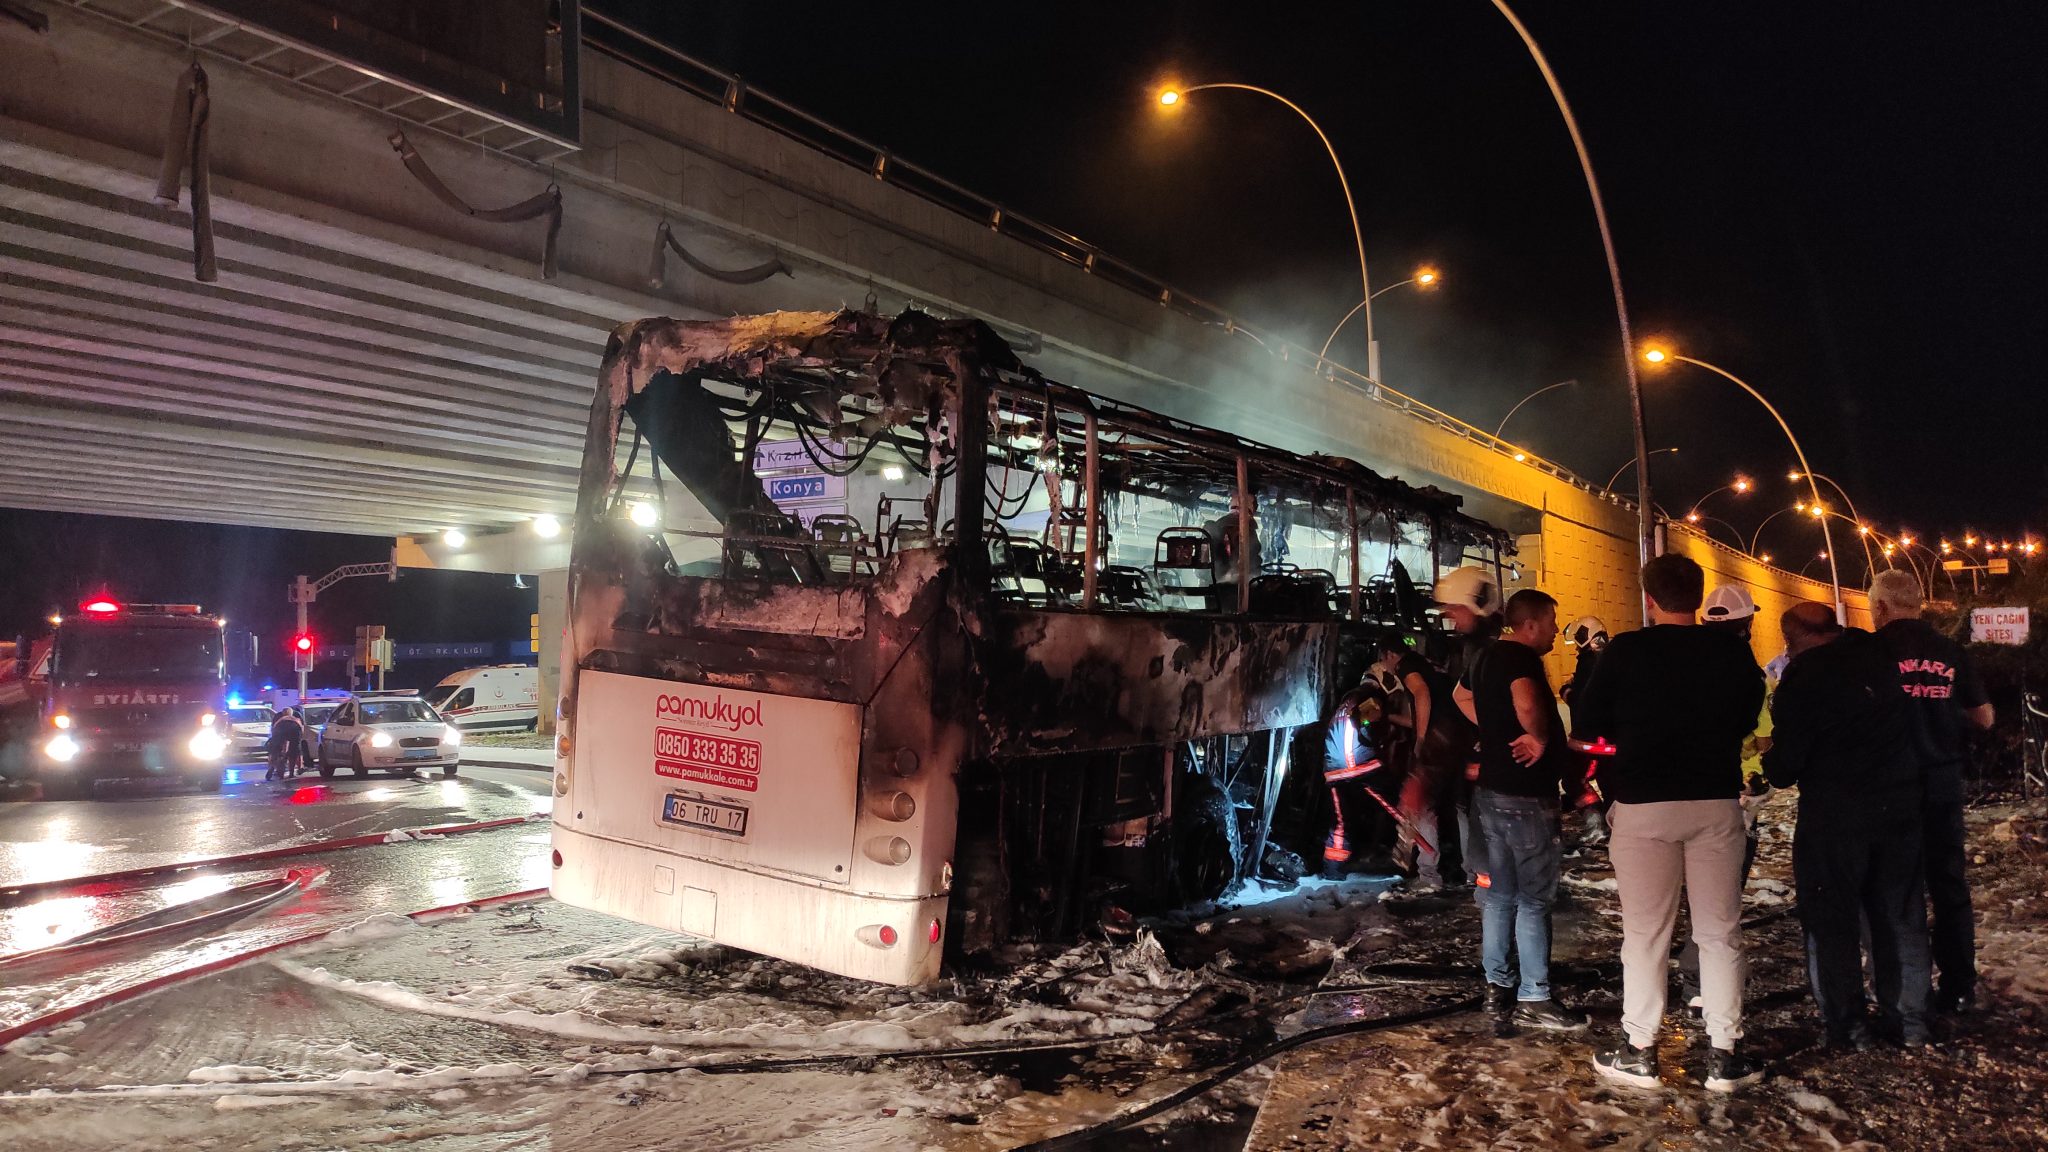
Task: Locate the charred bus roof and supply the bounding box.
[586,308,1506,553]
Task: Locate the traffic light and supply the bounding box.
[292,633,315,673]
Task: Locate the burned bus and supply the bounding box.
[549,310,1509,984]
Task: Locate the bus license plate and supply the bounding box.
[662,793,748,838]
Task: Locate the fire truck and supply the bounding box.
[33,598,232,799]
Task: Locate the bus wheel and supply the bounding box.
[1173,768,1239,904]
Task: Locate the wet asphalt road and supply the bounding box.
[0,759,555,893]
[0,761,558,1041]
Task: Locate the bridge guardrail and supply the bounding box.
[579,8,1614,506]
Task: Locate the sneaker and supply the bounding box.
[1513,998,1590,1032]
[1484,983,1516,1018]
[1704,1046,1765,1093]
[1592,1040,1659,1088]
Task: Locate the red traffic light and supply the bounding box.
[292,634,315,654]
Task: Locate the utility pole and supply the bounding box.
[288,556,399,700]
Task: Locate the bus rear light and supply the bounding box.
[856,924,899,948]
[928,918,942,945]
[551,849,563,868]
[868,791,916,821]
[891,749,920,777]
[864,836,912,865]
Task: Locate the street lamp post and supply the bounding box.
[1158,83,1376,378]
[1489,0,1655,581]
[1643,348,1843,622]
[1606,446,1678,491]
[1790,469,1877,576]
[1685,513,1748,552]
[1684,476,1752,522]
[1749,504,1815,558]
[1492,379,1577,443]
[1320,268,1441,365]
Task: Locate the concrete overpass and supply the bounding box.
[1,0,1857,676]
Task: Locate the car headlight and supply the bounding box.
[44,733,80,763]
[370,732,393,748]
[442,726,462,747]
[188,728,228,760]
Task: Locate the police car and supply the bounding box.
[224,701,275,761]
[313,690,462,778]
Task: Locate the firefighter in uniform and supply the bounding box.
[1321,683,1392,879]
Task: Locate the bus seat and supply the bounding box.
[1100,565,1158,610]
[1154,526,1213,571]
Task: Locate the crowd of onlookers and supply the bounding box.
[1318,554,1989,1091]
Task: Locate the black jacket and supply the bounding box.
[1570,624,1763,804]
[1763,628,1920,814]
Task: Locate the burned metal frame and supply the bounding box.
[561,309,1514,958]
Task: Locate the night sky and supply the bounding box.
[4,3,2042,633]
[628,0,2044,545]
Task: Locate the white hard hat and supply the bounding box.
[1432,566,1502,615]
[1568,616,1609,650]
[1702,584,1758,623]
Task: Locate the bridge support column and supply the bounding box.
[537,569,567,738]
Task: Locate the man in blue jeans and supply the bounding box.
[1455,588,1587,1033]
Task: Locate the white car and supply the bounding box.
[225,703,275,761]
[314,692,461,778]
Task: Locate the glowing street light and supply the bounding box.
[1684,476,1752,524]
[1321,265,1444,363]
[1156,82,1380,378]
[1641,346,1842,621]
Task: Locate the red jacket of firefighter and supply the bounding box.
[1321,688,1386,865]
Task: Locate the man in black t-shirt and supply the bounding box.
[1453,589,1587,1032]
[1869,569,1994,1013]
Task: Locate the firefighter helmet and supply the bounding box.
[1432,566,1502,615]
[1568,616,1610,650]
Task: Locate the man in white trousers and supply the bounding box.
[1571,554,1767,1091]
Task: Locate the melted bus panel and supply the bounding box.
[550,309,1508,984]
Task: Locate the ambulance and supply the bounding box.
[423,665,539,732]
